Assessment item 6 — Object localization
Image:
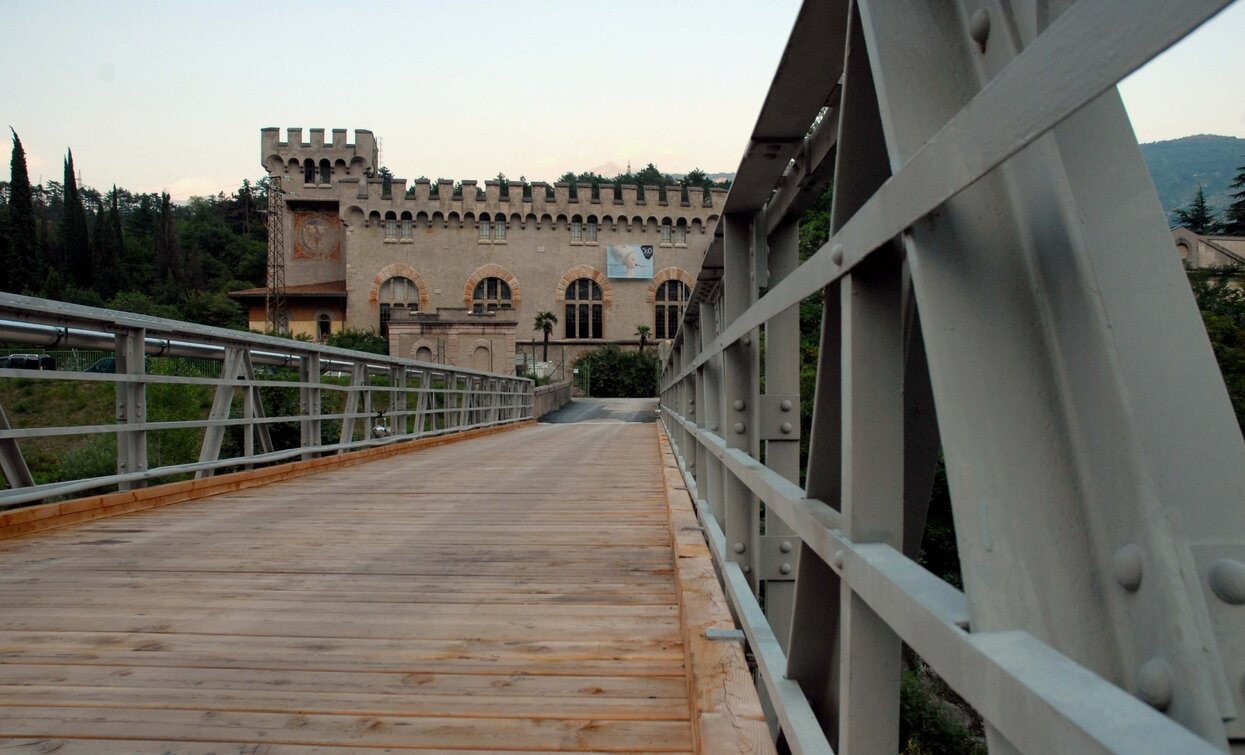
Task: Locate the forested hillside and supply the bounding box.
[1140,134,1245,222]
[0,131,265,328]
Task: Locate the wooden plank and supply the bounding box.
[0,706,694,751]
[0,663,690,700]
[0,739,686,755]
[658,429,775,755]
[0,685,690,721]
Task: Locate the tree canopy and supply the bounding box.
[1223,158,1245,236]
[1175,185,1221,234]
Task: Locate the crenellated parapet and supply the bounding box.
[261,126,727,231]
[261,127,378,182]
[340,176,725,233]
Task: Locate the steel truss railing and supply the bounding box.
[660,1,1243,753]
[0,294,533,507]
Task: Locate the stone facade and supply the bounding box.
[1172,227,1245,272]
[387,307,517,374]
[234,127,725,372]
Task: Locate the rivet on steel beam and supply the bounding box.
[833,550,845,569]
[830,243,845,266]
[1209,559,1245,605]
[742,334,752,346]
[734,422,746,434]
[710,423,719,431]
[780,540,793,553]
[779,563,792,575]
[733,542,746,554]
[780,400,792,411]
[1112,543,1144,592]
[969,8,991,47]
[733,399,746,411]
[780,422,793,434]
[1137,658,1174,711]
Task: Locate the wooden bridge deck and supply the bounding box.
[0,421,768,753]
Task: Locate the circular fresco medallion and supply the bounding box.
[298,215,339,258]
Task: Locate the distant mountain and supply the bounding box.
[1139,134,1244,223]
[692,136,1244,226]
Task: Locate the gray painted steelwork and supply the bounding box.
[0,293,533,507]
[660,0,1243,752]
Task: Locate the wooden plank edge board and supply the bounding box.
[0,420,534,541]
[657,426,774,755]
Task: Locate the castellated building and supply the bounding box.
[230,127,726,374]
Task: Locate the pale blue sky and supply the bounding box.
[2,1,1242,200]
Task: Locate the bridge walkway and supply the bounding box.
[0,414,766,752]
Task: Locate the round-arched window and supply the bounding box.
[655,279,690,340]
[379,276,419,336]
[472,277,512,313]
[565,278,603,339]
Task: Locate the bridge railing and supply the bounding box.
[0,293,532,507]
[661,1,1243,753]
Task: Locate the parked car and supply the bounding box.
[84,356,154,373]
[84,357,116,373]
[0,354,55,370]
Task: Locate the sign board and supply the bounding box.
[606,244,655,279]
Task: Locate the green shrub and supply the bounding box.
[574,345,659,397]
[900,663,986,754]
[58,434,118,482]
[326,328,389,355]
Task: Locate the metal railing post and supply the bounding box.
[761,218,802,651]
[299,352,321,460]
[114,326,147,489]
[699,300,723,525]
[722,212,761,591]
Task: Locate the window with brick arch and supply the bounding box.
[654,279,690,340]
[565,278,603,339]
[472,277,512,313]
[379,276,420,337]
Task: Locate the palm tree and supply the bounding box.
[534,311,557,362]
[635,325,651,354]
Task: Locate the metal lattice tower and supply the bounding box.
[265,175,288,334]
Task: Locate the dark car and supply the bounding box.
[0,354,56,370]
[84,357,117,374]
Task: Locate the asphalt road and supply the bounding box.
[539,397,658,424]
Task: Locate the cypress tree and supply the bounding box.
[1223,159,1245,236]
[154,191,182,295]
[7,129,39,292]
[107,186,124,290]
[90,188,122,298]
[61,149,92,287]
[0,207,8,293]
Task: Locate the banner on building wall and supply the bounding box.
[606,244,655,279]
[293,211,342,261]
